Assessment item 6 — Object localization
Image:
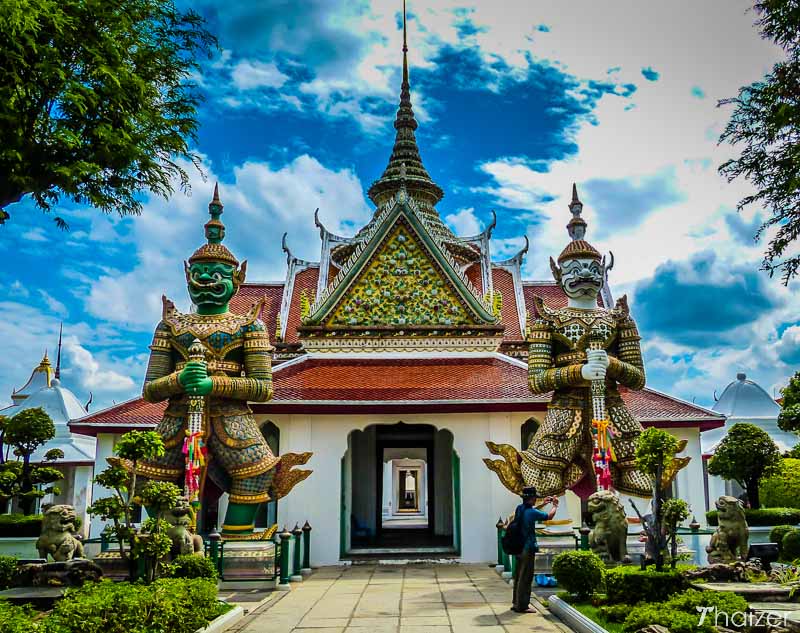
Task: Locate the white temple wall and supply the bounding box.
[89,432,119,537]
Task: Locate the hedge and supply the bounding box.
[706,507,800,527]
[0,514,42,538]
[761,458,800,509]
[0,600,38,633]
[0,555,16,590]
[551,551,605,599]
[604,565,689,604]
[621,589,748,633]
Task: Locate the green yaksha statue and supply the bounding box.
[131,186,311,538]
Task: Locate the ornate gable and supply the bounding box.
[327,220,476,328]
[297,194,503,350]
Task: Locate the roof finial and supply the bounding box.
[55,322,63,380]
[205,182,225,245]
[566,183,586,241]
[402,0,409,85]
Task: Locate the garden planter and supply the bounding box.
[548,596,609,633]
[195,604,244,633]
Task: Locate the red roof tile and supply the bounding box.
[492,268,522,340]
[230,283,284,343]
[70,397,166,432]
[272,356,538,402]
[465,263,483,295]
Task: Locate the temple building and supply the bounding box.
[2,344,95,533]
[71,18,725,564]
[703,372,790,508]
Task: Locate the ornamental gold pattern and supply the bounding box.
[328,223,472,328]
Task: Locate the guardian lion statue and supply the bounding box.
[588,489,629,563]
[165,497,204,558]
[706,495,748,564]
[36,505,84,561]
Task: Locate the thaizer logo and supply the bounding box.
[696,606,787,628]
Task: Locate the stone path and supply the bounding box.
[226,564,570,633]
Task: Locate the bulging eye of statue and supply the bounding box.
[212,272,222,281]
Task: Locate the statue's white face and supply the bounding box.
[559,257,604,301]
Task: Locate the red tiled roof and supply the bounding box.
[272,356,539,402]
[492,268,522,340]
[230,283,284,343]
[69,358,723,433]
[284,267,319,344]
[465,263,483,295]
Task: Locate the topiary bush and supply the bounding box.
[604,565,689,604]
[551,550,605,599]
[707,507,800,526]
[622,589,748,633]
[0,555,16,590]
[782,529,800,561]
[0,513,42,537]
[761,458,800,508]
[771,525,796,557]
[43,578,227,633]
[164,554,217,580]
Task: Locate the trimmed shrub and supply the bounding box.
[623,589,748,633]
[761,458,800,508]
[771,525,796,557]
[706,507,800,526]
[604,565,689,604]
[43,578,227,633]
[164,554,217,580]
[551,550,605,599]
[0,513,42,537]
[783,529,800,560]
[0,555,16,590]
[0,600,37,633]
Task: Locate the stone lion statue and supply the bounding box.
[165,497,203,558]
[706,495,749,564]
[588,489,629,563]
[36,505,84,561]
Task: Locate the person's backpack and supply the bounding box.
[501,513,525,555]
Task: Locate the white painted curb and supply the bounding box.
[195,605,245,633]
[548,596,609,633]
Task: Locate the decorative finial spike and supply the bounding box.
[212,182,220,204]
[571,183,580,205]
[204,183,225,245]
[566,182,587,241]
[55,322,63,380]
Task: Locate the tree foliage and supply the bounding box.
[779,371,800,434]
[0,407,62,515]
[0,0,216,226]
[708,422,781,508]
[718,1,800,284]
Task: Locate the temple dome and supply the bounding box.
[712,372,780,419]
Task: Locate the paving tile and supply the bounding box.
[399,626,452,633]
[400,616,450,626]
[297,619,351,628]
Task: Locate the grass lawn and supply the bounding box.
[570,602,625,633]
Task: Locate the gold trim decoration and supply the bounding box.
[271,452,313,500]
[229,454,281,479]
[221,523,255,532]
[229,491,271,504]
[483,441,524,495]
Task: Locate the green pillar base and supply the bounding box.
[221,502,259,536]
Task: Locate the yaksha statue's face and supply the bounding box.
[186,261,237,308]
[558,257,604,300]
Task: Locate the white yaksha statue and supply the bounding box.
[485,185,651,500]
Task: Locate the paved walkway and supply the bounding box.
[227,564,570,633]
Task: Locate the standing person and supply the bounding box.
[512,487,558,613]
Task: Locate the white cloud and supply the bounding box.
[444,207,482,236]
[21,227,48,242]
[85,154,371,328]
[38,290,68,317]
[63,337,137,394]
[231,60,289,91]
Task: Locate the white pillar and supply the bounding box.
[73,465,94,538]
[89,433,117,537]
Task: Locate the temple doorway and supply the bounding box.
[341,423,458,556]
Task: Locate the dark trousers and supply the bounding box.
[512,549,536,611]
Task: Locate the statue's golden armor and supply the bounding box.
[523,295,651,498]
[138,297,281,506]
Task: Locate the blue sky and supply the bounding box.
[1,0,794,412]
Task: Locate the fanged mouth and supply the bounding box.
[189,279,228,298]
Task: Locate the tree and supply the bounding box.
[778,371,800,434]
[662,498,691,570]
[718,1,800,284]
[708,422,781,509]
[632,427,681,571]
[0,0,216,227]
[1,407,63,515]
[88,429,176,581]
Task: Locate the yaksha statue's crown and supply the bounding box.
[557,183,601,263]
[188,183,240,268]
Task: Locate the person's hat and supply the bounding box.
[521,486,538,499]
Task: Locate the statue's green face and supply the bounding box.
[187,262,236,309]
